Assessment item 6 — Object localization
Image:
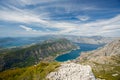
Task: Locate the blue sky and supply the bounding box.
[0,0,120,37]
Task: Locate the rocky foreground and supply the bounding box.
[47,62,96,80]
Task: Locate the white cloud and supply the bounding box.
[0,9,48,24]
[0,6,76,34]
[82,15,120,27]
[102,25,120,31]
[20,25,37,32]
[77,16,90,21]
[0,3,120,37]
[3,0,57,7]
[20,0,57,5]
[70,15,120,36]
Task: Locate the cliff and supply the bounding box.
[0,38,76,72]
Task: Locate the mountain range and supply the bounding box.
[0,37,120,80]
[0,38,76,72]
[0,35,117,49]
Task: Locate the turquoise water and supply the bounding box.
[55,43,103,62]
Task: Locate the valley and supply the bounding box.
[0,38,76,72]
[1,0,120,80]
[0,37,119,80]
[55,43,103,62]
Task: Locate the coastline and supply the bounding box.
[54,46,80,62]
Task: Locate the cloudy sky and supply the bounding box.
[0,0,120,37]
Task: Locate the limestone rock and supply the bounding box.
[47,62,96,80]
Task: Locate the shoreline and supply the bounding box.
[54,46,80,62]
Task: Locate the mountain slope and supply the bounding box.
[0,62,60,80]
[77,39,120,80]
[0,38,76,72]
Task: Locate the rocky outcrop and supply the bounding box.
[0,38,76,72]
[76,39,120,80]
[47,62,96,80]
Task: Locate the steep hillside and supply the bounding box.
[76,39,120,80]
[0,38,76,72]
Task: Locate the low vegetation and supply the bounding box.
[91,62,120,80]
[0,62,60,80]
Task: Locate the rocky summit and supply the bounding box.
[47,62,96,80]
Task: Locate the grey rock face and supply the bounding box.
[47,63,96,80]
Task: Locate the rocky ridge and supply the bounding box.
[78,39,120,64]
[75,39,120,80]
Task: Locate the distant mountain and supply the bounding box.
[0,36,56,48]
[0,35,117,48]
[64,35,117,45]
[0,38,76,72]
[76,39,120,80]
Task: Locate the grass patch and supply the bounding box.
[0,62,60,80]
[91,62,120,80]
